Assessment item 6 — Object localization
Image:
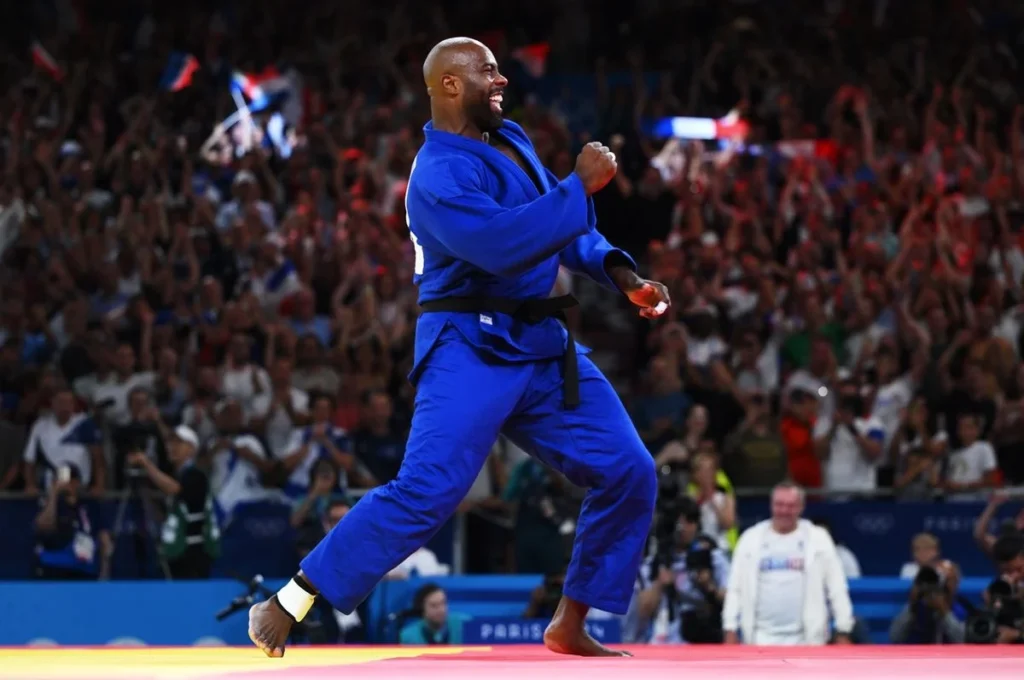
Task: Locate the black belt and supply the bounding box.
[419,294,581,408]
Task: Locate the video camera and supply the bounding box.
[965,578,1024,644]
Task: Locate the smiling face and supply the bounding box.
[441,42,508,134]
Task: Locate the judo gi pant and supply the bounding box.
[301,329,657,616]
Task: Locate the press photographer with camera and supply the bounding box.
[959,535,1024,644]
[889,564,965,644]
[126,425,219,579]
[635,496,729,643]
[111,386,170,489]
[963,575,1024,644]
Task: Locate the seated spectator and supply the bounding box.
[943,413,999,501]
[207,398,284,523]
[280,393,367,498]
[891,396,947,499]
[352,390,405,485]
[721,390,787,489]
[632,353,690,455]
[23,388,105,494]
[779,388,822,489]
[295,483,351,560]
[688,452,736,551]
[248,357,310,458]
[33,463,112,580]
[399,583,470,645]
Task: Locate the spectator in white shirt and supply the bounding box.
[220,334,270,412]
[723,483,854,645]
[813,380,886,494]
[23,388,106,494]
[943,413,999,501]
[248,357,310,457]
[207,399,284,523]
[91,343,155,427]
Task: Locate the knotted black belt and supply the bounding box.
[418,294,581,408]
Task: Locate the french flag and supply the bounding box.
[231,67,291,112]
[159,53,200,92]
[511,43,550,78]
[30,41,64,82]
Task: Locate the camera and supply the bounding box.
[838,394,863,415]
[965,579,1024,644]
[912,565,945,600]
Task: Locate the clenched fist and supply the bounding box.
[575,141,617,195]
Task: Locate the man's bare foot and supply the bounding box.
[248,597,293,658]
[543,596,631,657]
[544,620,631,657]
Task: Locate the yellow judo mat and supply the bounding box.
[0,646,486,679]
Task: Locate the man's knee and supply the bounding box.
[620,445,657,506]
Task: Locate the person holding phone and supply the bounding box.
[33,463,112,580]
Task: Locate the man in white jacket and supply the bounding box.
[722,483,855,645]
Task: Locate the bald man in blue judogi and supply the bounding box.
[249,36,670,658]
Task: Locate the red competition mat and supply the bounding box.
[1,644,1021,680]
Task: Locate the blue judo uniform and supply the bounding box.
[301,120,657,616]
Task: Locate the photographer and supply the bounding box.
[111,386,170,489]
[993,534,1024,585]
[127,425,219,579]
[963,577,1024,644]
[636,498,729,643]
[889,565,965,644]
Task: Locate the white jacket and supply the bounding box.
[721,519,854,644]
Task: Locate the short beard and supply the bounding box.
[467,100,502,134]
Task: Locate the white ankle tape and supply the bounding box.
[277,579,315,622]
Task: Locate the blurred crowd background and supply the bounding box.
[4,0,1024,648]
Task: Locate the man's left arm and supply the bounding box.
[559,226,671,317]
[821,533,856,642]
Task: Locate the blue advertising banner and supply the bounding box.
[0,577,993,646]
[462,618,622,645]
[0,498,455,582]
[737,499,1019,576]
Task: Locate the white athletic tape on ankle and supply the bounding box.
[277,579,315,622]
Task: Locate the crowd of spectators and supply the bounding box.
[1,0,1024,613]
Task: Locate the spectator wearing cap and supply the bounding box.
[129,425,219,579]
[33,462,112,580]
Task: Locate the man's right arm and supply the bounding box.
[411,157,591,277]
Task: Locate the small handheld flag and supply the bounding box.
[30,41,64,82]
[159,53,199,92]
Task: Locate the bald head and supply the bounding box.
[423,38,494,94]
[423,37,507,136]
